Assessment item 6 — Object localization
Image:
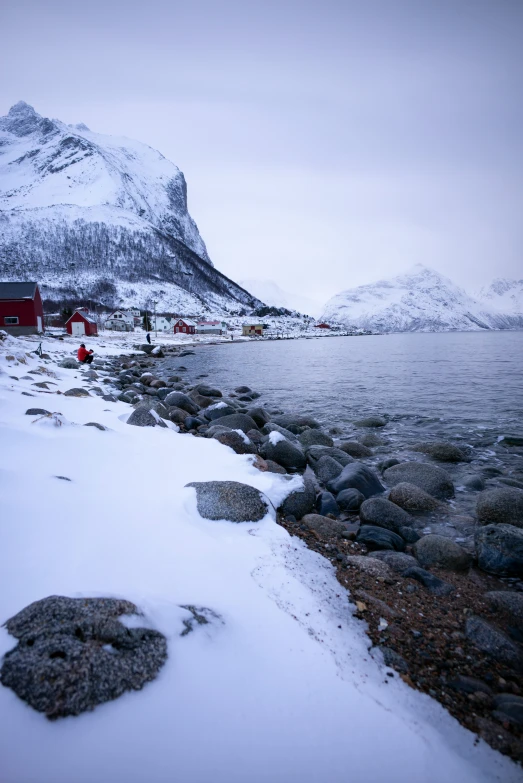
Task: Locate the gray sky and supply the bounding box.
[2,0,522,303]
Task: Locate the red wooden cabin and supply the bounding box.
[65,308,98,337]
[0,282,44,335]
[174,318,196,334]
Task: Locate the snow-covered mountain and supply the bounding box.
[0,102,261,313]
[475,278,523,328]
[321,264,523,333]
[238,278,322,317]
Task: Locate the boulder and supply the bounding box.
[412,441,467,463]
[25,408,50,416]
[186,480,269,522]
[299,429,334,449]
[388,482,441,512]
[475,524,523,577]
[168,407,189,425]
[312,455,344,485]
[279,475,316,519]
[163,392,199,414]
[359,497,414,534]
[476,487,523,527]
[492,694,523,727]
[301,514,350,537]
[126,408,167,428]
[234,386,252,394]
[84,422,106,431]
[402,567,455,596]
[463,475,486,492]
[316,491,340,517]
[306,446,353,469]
[193,384,222,398]
[338,441,373,458]
[345,556,394,578]
[357,432,384,447]
[265,460,288,475]
[118,390,140,404]
[377,647,409,674]
[64,388,89,398]
[203,404,237,421]
[139,344,154,354]
[399,527,420,544]
[211,413,259,434]
[377,458,401,473]
[353,415,387,428]
[133,398,170,420]
[273,414,320,430]
[213,430,257,455]
[356,525,405,552]
[189,391,215,409]
[383,462,454,499]
[58,358,79,369]
[328,462,384,499]
[336,488,365,512]
[413,535,472,572]
[184,416,205,430]
[368,551,419,574]
[485,592,523,629]
[260,437,306,471]
[247,406,271,428]
[261,422,299,442]
[148,379,167,389]
[465,615,523,669]
[0,596,167,718]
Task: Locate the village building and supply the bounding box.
[65,308,98,337]
[174,318,196,335]
[242,323,265,337]
[105,310,135,331]
[196,320,227,335]
[314,322,331,329]
[0,282,44,335]
[151,315,174,332]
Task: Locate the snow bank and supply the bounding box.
[0,335,518,783]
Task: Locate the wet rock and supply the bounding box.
[475,524,523,577]
[59,358,79,369]
[193,384,222,398]
[413,534,472,572]
[476,487,523,527]
[328,462,385,499]
[463,475,486,491]
[126,408,167,428]
[377,458,402,473]
[388,482,441,512]
[299,429,334,449]
[499,435,523,447]
[356,525,405,552]
[262,422,299,442]
[234,386,252,394]
[186,480,269,522]
[357,432,384,447]
[133,398,170,420]
[378,646,409,674]
[212,413,259,434]
[493,694,523,726]
[338,441,373,458]
[383,462,454,499]
[402,567,455,596]
[301,514,350,537]
[168,407,189,425]
[279,475,316,519]
[184,416,205,431]
[412,441,467,463]
[399,527,420,544]
[0,596,167,719]
[64,388,89,398]
[273,414,320,430]
[353,415,387,428]
[25,408,51,416]
[312,455,344,485]
[306,446,353,469]
[203,404,237,421]
[163,392,199,415]
[368,551,419,574]
[260,437,306,471]
[189,391,215,409]
[359,497,414,534]
[337,488,365,511]
[484,591,523,629]
[465,615,523,669]
[317,491,340,517]
[246,406,271,428]
[345,556,393,578]
[213,430,257,455]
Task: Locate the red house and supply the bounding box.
[65,308,98,337]
[314,323,331,329]
[174,318,196,335]
[0,282,44,335]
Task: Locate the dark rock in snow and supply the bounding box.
[475,524,523,577]
[265,460,288,475]
[383,462,454,499]
[59,358,79,369]
[328,462,384,499]
[298,429,334,449]
[336,488,365,512]
[476,487,523,528]
[388,482,441,512]
[193,384,222,398]
[184,416,205,431]
[168,407,189,425]
[213,430,257,455]
[25,408,50,416]
[317,491,340,517]
[413,535,472,572]
[402,567,455,596]
[126,408,167,428]
[356,525,405,552]
[279,475,316,519]
[203,404,237,421]
[261,422,299,442]
[0,596,167,719]
[64,388,89,397]
[246,406,271,428]
[163,392,199,414]
[378,646,409,674]
[212,413,259,434]
[186,480,269,522]
[261,437,306,471]
[84,422,106,431]
[359,497,414,534]
[133,398,170,420]
[465,615,523,669]
[338,441,373,458]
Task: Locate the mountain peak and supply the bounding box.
[8,101,39,118]
[1,100,55,138]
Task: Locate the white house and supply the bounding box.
[196,320,227,335]
[151,315,174,332]
[105,310,135,331]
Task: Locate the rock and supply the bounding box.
[273,414,320,430]
[102,394,117,402]
[484,591,523,629]
[25,408,50,416]
[378,646,409,674]
[476,487,523,527]
[368,551,419,574]
[186,480,269,522]
[399,527,420,544]
[184,416,205,431]
[312,455,344,485]
[345,556,393,578]
[0,596,167,719]
[338,441,373,458]
[126,408,167,428]
[163,392,199,414]
[317,491,340,517]
[203,404,237,421]
[377,458,401,473]
[475,524,523,577]
[133,398,170,420]
[193,384,222,398]
[464,475,486,491]
[213,430,257,455]
[299,429,334,449]
[301,514,350,537]
[413,535,472,572]
[168,407,189,425]
[139,344,154,354]
[246,429,264,445]
[262,422,299,442]
[353,415,387,428]
[383,462,454,499]
[210,413,259,434]
[356,525,405,552]
[412,441,467,462]
[499,435,523,447]
[234,386,252,394]
[279,475,316,519]
[328,462,384,499]
[358,432,384,447]
[246,406,271,428]
[493,694,523,726]
[189,391,215,409]
[118,390,140,404]
[178,350,195,357]
[64,388,89,398]
[306,445,353,468]
[402,567,455,596]
[265,460,288,475]
[260,437,306,471]
[448,675,493,696]
[336,488,365,512]
[465,615,523,669]
[148,378,166,388]
[388,482,441,512]
[58,358,79,369]
[359,497,414,534]
[84,422,106,431]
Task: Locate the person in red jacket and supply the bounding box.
[77,343,94,364]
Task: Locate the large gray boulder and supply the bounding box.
[273,414,320,430]
[213,430,257,455]
[316,491,340,517]
[193,384,222,398]
[298,429,334,449]
[328,462,384,499]
[211,413,259,434]
[64,388,89,398]
[337,488,365,512]
[413,534,472,572]
[261,422,299,442]
[356,525,405,552]
[383,462,454,499]
[465,615,523,669]
[338,441,373,458]
[475,524,523,577]
[312,455,344,485]
[485,591,523,629]
[186,481,269,522]
[388,482,441,512]
[127,408,167,428]
[279,475,316,519]
[247,406,271,428]
[359,497,414,534]
[133,398,170,420]
[476,487,523,527]
[368,551,419,574]
[353,415,386,428]
[260,437,306,471]
[306,446,354,469]
[0,596,167,719]
[203,404,237,421]
[412,441,467,463]
[163,392,199,414]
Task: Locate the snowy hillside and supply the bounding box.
[0,102,261,313]
[239,278,322,317]
[321,264,523,333]
[476,278,523,328]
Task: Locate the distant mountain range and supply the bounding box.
[0,102,261,313]
[320,265,523,333]
[238,279,322,317]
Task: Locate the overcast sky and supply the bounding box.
[1,0,522,304]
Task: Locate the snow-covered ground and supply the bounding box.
[0,332,519,783]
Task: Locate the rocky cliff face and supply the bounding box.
[0,102,260,313]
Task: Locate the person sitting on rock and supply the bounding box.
[77,343,94,364]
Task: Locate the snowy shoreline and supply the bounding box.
[0,330,520,783]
